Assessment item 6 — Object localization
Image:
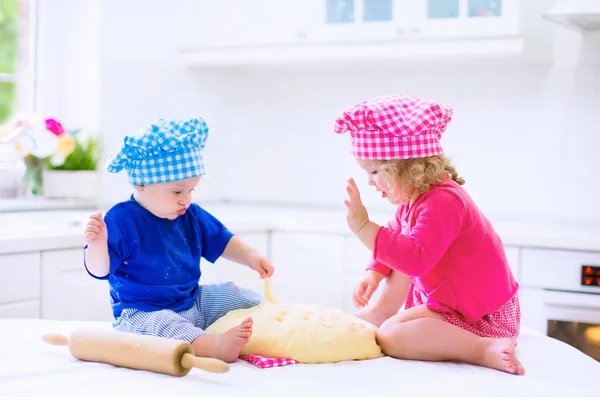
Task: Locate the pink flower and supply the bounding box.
[45,118,65,136]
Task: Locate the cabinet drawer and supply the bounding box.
[0,300,40,319]
[521,248,600,293]
[0,253,40,303]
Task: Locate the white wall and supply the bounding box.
[39,0,600,226]
[197,62,600,225]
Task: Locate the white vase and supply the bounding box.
[42,170,99,200]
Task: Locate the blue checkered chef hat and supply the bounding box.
[106,117,208,185]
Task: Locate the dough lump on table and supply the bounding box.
[205,279,383,363]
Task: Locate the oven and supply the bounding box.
[519,248,600,361]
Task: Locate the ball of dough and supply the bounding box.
[206,301,383,363]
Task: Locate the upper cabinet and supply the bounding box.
[179,0,523,67]
[310,0,519,41]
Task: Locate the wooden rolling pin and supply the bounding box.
[42,326,230,376]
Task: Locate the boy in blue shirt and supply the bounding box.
[83,117,274,363]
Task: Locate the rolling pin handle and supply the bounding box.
[180,352,230,373]
[41,333,69,346]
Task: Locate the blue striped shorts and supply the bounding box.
[112,281,261,343]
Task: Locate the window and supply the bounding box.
[0,0,36,146]
[326,0,393,24]
[427,0,503,19]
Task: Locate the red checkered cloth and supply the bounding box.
[239,355,300,368]
[334,94,453,160]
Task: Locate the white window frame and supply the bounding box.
[0,0,37,161]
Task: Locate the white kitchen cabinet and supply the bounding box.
[0,300,40,318]
[270,232,346,310]
[191,0,312,48]
[0,252,41,318]
[518,286,546,334]
[0,252,41,307]
[518,248,600,339]
[410,0,520,39]
[181,0,523,66]
[311,0,519,42]
[209,232,271,294]
[521,248,600,294]
[41,248,113,322]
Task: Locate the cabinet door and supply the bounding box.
[309,0,399,43]
[192,0,312,48]
[209,233,270,295]
[41,249,113,321]
[410,0,520,39]
[0,253,41,306]
[0,300,40,319]
[307,0,519,44]
[270,232,345,310]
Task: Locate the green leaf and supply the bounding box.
[0,0,19,20]
[47,134,103,171]
[0,0,18,74]
[0,82,15,124]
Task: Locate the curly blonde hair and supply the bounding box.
[379,155,465,198]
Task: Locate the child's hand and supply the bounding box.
[85,212,108,246]
[344,177,369,234]
[247,251,274,279]
[353,270,384,308]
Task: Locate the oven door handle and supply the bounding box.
[543,290,600,308]
[542,290,600,325]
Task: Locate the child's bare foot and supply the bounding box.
[482,338,525,375]
[193,317,253,363]
[356,308,396,328]
[214,317,253,363]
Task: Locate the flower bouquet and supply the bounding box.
[11,115,101,198]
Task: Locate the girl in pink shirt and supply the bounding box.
[334,94,524,375]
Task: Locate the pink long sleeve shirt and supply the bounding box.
[368,177,518,324]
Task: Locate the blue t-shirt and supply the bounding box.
[84,196,233,318]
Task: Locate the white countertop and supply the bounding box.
[0,202,599,254]
[0,196,97,213]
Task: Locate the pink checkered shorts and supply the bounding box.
[404,283,521,346]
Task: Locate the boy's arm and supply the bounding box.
[83,212,126,279]
[195,205,274,278]
[84,242,110,278]
[221,235,258,266]
[221,236,274,278]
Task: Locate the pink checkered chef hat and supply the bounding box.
[334,94,453,160]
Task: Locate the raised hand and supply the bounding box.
[85,212,108,246]
[344,177,369,234]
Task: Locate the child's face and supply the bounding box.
[134,176,201,220]
[356,159,412,205]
